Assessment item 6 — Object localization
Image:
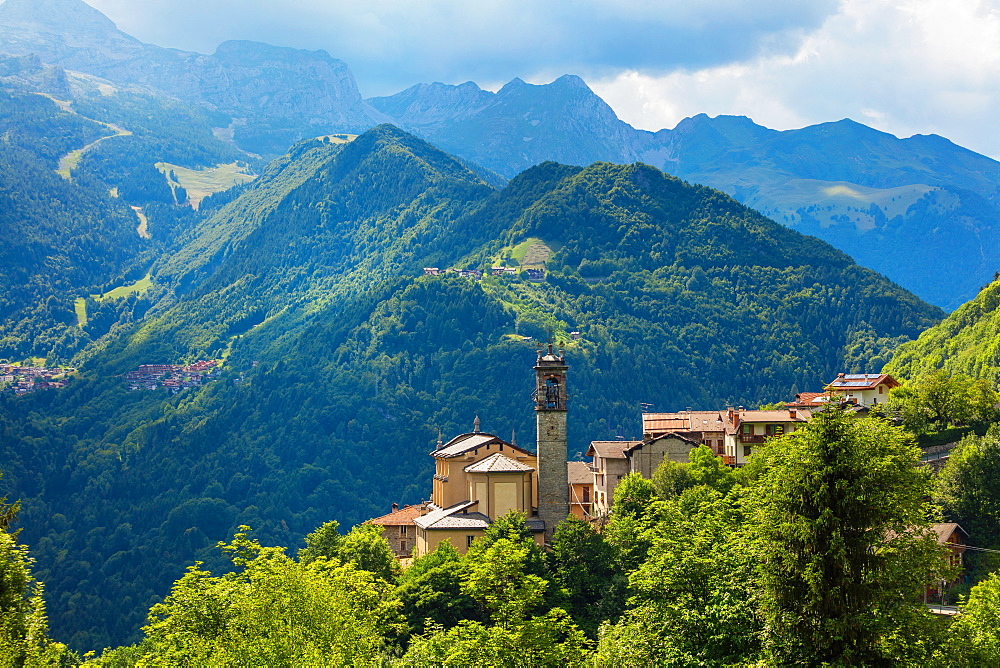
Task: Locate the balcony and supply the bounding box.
[738,434,767,444]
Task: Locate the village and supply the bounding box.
[366,358,967,589]
[121,360,221,392]
[0,363,75,395]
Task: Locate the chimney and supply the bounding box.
[789,408,796,419]
[838,373,845,378]
[392,502,398,512]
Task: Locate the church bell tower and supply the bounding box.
[534,344,568,540]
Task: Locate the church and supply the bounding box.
[369,344,571,556]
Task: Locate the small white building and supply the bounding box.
[825,373,899,406]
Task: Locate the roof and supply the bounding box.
[586,440,640,459]
[414,501,492,531]
[642,411,725,435]
[627,432,700,454]
[825,373,900,392]
[433,432,533,459]
[726,409,810,434]
[786,392,831,407]
[464,452,534,474]
[368,504,422,526]
[932,523,968,544]
[567,461,592,485]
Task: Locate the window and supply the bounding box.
[879,385,884,394]
[743,445,752,457]
[765,424,784,436]
[582,487,590,503]
[742,423,754,435]
[466,535,475,548]
[399,540,407,552]
[399,525,408,536]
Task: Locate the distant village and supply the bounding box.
[423,266,547,281]
[122,360,221,392]
[0,364,74,395]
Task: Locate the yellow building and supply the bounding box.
[414,424,545,555]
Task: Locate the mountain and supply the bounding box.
[368,75,648,177]
[0,124,944,649]
[372,75,1000,310]
[884,275,1000,384]
[0,0,389,154]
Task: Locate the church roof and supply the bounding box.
[414,500,491,530]
[464,452,534,473]
[433,432,533,459]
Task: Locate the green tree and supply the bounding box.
[651,458,695,498]
[102,526,401,665]
[748,408,946,664]
[297,519,342,564]
[934,426,1000,590]
[394,542,479,636]
[595,489,763,665]
[0,487,71,666]
[944,570,1000,665]
[546,515,621,635]
[337,523,401,583]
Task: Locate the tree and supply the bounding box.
[595,488,763,665]
[546,515,620,635]
[394,542,479,636]
[747,407,946,664]
[0,486,71,666]
[945,570,1000,665]
[103,526,402,664]
[297,519,342,564]
[337,523,400,583]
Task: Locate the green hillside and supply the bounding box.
[0,126,944,650]
[885,275,1000,383]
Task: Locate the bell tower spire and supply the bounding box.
[534,343,568,540]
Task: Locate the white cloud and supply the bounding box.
[591,0,1000,159]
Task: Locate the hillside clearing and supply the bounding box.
[97,274,153,302]
[156,162,256,210]
[74,298,87,328]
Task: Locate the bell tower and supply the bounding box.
[534,344,568,540]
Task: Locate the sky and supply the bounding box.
[85,0,1000,159]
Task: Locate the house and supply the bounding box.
[933,522,968,571]
[490,267,507,276]
[423,267,440,276]
[585,440,638,516]
[723,407,810,466]
[627,433,702,478]
[567,461,593,519]
[525,269,545,281]
[368,503,423,558]
[643,411,727,455]
[825,373,900,406]
[786,391,831,409]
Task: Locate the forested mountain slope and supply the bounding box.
[0,90,143,358]
[885,275,1000,383]
[0,124,944,650]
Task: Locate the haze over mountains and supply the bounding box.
[3,0,999,308]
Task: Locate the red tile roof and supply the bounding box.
[825,373,900,392]
[367,504,422,526]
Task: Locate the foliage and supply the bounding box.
[0,488,72,666]
[546,516,620,636]
[747,408,946,664]
[886,370,999,433]
[886,273,1000,385]
[935,426,1000,550]
[595,489,763,666]
[98,527,400,665]
[945,570,1000,665]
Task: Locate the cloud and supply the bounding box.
[85,0,838,95]
[590,0,1000,159]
